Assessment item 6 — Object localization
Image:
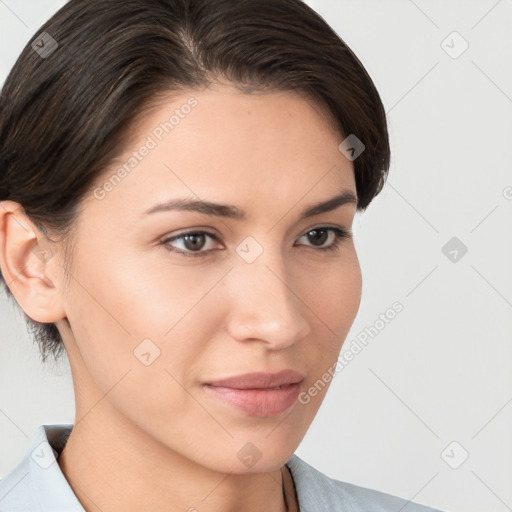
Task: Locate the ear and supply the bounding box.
[0,200,67,323]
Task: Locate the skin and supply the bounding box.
[0,84,362,512]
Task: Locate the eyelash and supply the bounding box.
[160,226,352,258]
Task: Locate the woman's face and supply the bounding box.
[56,85,362,473]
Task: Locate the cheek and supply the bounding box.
[297,250,362,338]
[62,254,202,388]
[287,253,361,417]
[62,256,213,434]
[63,246,228,383]
[297,251,362,388]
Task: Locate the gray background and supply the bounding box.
[1,1,511,511]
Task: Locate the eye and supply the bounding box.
[161,231,220,257]
[295,227,352,253]
[160,226,352,258]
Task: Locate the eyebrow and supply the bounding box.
[143,190,357,220]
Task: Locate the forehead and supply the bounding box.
[84,85,355,220]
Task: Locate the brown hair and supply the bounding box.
[0,0,390,363]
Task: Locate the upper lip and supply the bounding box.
[205,370,304,389]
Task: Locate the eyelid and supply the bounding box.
[160,229,221,251]
[301,223,353,237]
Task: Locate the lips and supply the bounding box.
[205,370,304,389]
[203,370,304,417]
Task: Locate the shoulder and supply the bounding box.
[286,454,445,512]
[0,423,83,511]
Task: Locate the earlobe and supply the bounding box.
[0,200,66,323]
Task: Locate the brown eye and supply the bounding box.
[306,229,330,246]
[296,227,351,252]
[161,231,219,257]
[181,233,207,251]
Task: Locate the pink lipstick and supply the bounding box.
[203,370,304,417]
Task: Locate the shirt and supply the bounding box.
[0,424,444,511]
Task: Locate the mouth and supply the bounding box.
[202,370,305,417]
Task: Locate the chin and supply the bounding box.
[190,430,304,475]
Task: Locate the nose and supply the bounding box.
[224,256,312,350]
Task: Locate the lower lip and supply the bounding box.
[203,382,302,417]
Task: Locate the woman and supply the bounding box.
[0,0,444,510]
